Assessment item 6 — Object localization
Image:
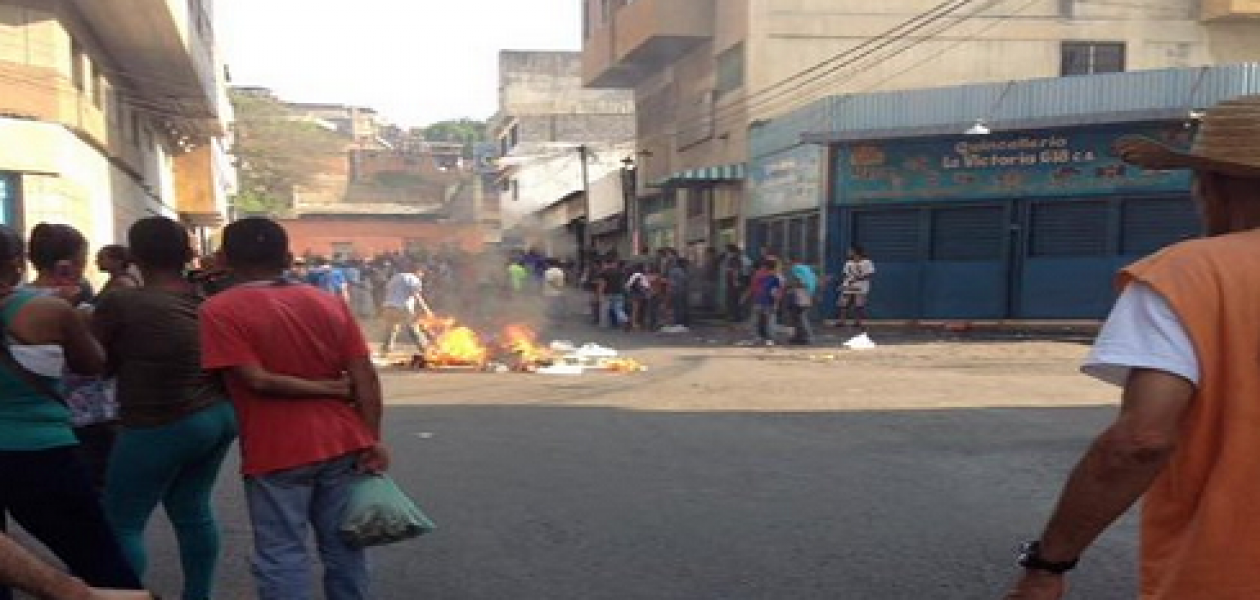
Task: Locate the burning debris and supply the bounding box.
[399,317,645,375]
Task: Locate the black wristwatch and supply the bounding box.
[1017,541,1078,574]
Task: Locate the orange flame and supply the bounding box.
[503,325,553,365]
[426,326,489,366]
[603,358,645,373]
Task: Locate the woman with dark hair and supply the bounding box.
[94,217,239,600]
[96,245,139,298]
[26,223,117,488]
[28,223,92,304]
[0,224,144,600]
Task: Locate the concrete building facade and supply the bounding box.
[490,50,636,259]
[0,0,234,254]
[582,0,1260,262]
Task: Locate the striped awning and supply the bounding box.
[650,163,746,188]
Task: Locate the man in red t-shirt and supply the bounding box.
[200,218,387,600]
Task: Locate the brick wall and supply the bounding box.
[279,218,486,259]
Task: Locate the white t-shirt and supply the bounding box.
[842,259,876,295]
[1082,282,1200,387]
[383,273,424,311]
[544,267,566,297]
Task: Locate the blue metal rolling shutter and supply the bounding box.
[1029,201,1109,257]
[1019,200,1113,318]
[931,206,1006,261]
[1120,197,1198,256]
[853,209,921,261]
[923,206,1009,318]
[852,209,922,318]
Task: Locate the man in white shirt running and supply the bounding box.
[379,261,434,356]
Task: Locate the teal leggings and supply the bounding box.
[103,401,238,600]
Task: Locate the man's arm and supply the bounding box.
[54,301,106,376]
[338,280,351,304]
[347,355,389,473]
[1003,368,1193,599]
[412,291,435,318]
[226,365,352,401]
[0,532,151,599]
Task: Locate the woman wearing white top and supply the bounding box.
[837,246,876,329]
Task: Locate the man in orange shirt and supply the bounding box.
[1003,95,1260,599]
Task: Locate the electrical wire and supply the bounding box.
[671,0,1045,145]
[717,0,972,112]
[680,0,986,131]
[733,0,1014,124]
[790,0,1044,137]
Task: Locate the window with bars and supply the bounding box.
[1061,42,1125,76]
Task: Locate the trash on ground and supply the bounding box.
[537,365,585,376]
[844,333,877,350]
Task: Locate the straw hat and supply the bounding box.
[1116,95,1260,178]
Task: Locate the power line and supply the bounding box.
[769,0,1037,128]
[733,0,1013,124]
[686,0,984,132]
[791,0,1044,137]
[721,0,972,113]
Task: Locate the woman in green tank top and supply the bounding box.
[0,224,146,600]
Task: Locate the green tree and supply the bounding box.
[229,91,346,216]
[421,119,487,158]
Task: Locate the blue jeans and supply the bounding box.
[601,294,627,328]
[754,305,777,341]
[245,454,370,600]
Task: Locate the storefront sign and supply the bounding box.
[837,125,1193,203]
[750,145,824,218]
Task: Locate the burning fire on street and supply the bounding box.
[399,317,645,375]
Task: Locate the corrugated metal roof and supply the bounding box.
[751,64,1260,158]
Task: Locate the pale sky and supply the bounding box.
[217,0,581,127]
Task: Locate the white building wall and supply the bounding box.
[0,118,175,251]
[499,142,635,232]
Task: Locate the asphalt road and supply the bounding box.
[127,330,1137,599]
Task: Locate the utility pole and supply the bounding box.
[578,144,592,268]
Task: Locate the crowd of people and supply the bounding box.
[0,217,387,600]
[571,244,876,346]
[268,241,878,351]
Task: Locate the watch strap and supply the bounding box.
[1017,541,1078,574]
